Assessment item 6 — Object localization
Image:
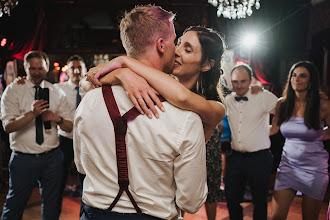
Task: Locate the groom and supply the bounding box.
[74,5,207,220]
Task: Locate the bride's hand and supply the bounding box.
[112,68,165,119]
[80,77,97,92]
[86,57,125,87]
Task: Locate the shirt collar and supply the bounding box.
[26,79,45,89]
[67,79,78,89]
[245,89,252,99]
[233,88,251,99]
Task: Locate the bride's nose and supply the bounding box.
[175,48,180,57]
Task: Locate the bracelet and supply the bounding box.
[56,116,64,125]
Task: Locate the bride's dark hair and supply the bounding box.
[185,26,226,103]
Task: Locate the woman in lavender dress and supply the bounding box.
[269,61,330,220]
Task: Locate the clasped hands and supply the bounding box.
[31,100,59,122]
[84,56,164,119]
[14,76,59,122]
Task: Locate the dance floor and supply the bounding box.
[0,186,328,220]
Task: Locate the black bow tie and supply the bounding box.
[235,96,248,101]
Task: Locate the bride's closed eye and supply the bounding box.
[185,48,192,53]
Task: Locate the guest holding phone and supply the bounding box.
[0,51,73,219]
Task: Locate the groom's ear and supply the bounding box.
[157,38,165,54]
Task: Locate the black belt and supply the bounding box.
[14,147,58,157]
[232,149,269,157]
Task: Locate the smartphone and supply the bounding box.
[37,88,51,130]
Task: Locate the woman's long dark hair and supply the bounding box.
[277,61,321,130]
[184,26,226,103]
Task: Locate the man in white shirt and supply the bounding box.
[74,5,207,220]
[54,55,86,217]
[1,51,73,219]
[224,64,278,220]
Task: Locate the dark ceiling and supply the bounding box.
[0,0,315,53]
[0,0,320,55]
[0,0,213,55]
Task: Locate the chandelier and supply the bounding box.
[0,0,19,17]
[208,0,261,19]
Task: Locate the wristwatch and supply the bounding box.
[56,116,64,125]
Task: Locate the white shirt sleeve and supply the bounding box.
[262,90,278,114]
[73,102,85,174]
[1,84,21,127]
[174,112,207,213]
[56,87,72,121]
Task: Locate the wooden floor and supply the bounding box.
[0,186,328,220]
